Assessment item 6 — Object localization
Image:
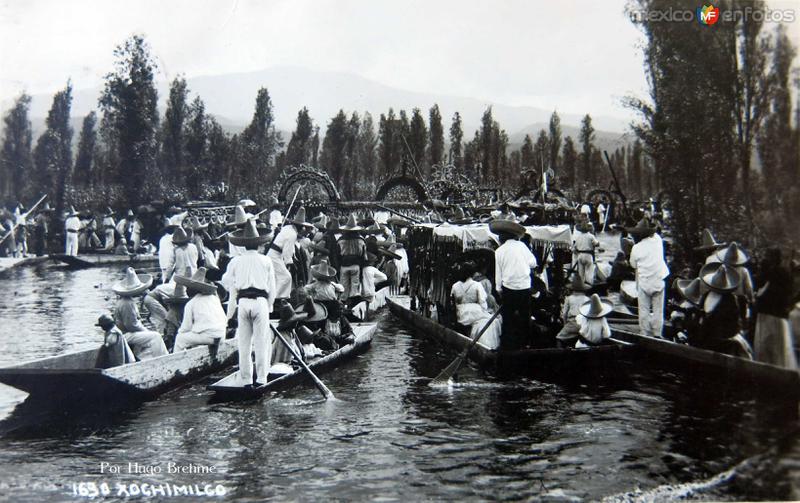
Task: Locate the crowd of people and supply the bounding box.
[94,199,410,387]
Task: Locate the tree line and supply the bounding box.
[0,34,658,215]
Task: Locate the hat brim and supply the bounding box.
[229,234,271,247]
[312,267,337,281]
[340,226,363,232]
[489,220,526,237]
[693,242,727,252]
[277,312,308,330]
[699,263,740,292]
[112,274,153,297]
[174,275,217,295]
[303,302,328,322]
[579,300,613,318]
[378,248,402,260]
[714,249,749,266]
[289,219,315,228]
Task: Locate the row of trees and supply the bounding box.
[628,0,800,259]
[1,34,656,212]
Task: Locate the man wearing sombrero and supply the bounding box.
[64,206,82,256]
[628,218,670,338]
[490,217,538,349]
[268,207,313,302]
[112,268,168,359]
[173,268,227,351]
[696,263,753,358]
[221,220,277,387]
[336,214,368,305]
[101,207,116,251]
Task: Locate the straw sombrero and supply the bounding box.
[238,198,257,208]
[171,226,191,245]
[625,218,656,238]
[700,263,741,293]
[103,207,115,218]
[276,303,308,330]
[226,205,253,228]
[378,247,402,260]
[299,298,328,323]
[311,260,337,281]
[340,214,362,232]
[67,206,79,217]
[174,267,217,295]
[579,294,613,319]
[693,228,727,252]
[674,278,703,306]
[229,219,271,247]
[713,242,749,266]
[112,267,153,297]
[164,282,190,305]
[489,218,525,238]
[287,207,314,228]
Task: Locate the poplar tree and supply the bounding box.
[408,108,427,174]
[578,114,595,184]
[428,104,444,168]
[561,136,578,190]
[286,107,315,167]
[161,77,189,181]
[33,82,73,215]
[0,93,34,202]
[548,111,562,173]
[74,112,97,186]
[449,112,463,168]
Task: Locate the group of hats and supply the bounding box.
[674,230,748,308]
[112,266,217,298]
[276,298,328,331]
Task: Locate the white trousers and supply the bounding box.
[65,232,79,256]
[236,297,272,385]
[340,264,361,299]
[576,252,595,285]
[637,286,665,338]
[270,257,293,298]
[174,329,224,351]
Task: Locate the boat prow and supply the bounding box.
[50,253,160,268]
[208,323,376,401]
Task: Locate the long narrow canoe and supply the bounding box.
[387,295,628,376]
[50,252,160,268]
[0,338,238,408]
[609,323,800,400]
[208,323,376,401]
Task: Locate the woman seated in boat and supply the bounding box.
[694,263,753,359]
[671,277,704,344]
[473,267,499,312]
[575,294,614,348]
[112,268,169,360]
[173,267,227,352]
[94,314,135,368]
[556,275,590,348]
[272,303,309,366]
[450,261,501,350]
[294,299,331,356]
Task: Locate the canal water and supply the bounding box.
[0,253,798,501]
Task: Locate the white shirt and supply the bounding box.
[178,293,227,337]
[362,265,388,297]
[268,225,298,265]
[495,239,537,291]
[580,204,591,215]
[630,234,670,294]
[158,233,174,270]
[221,249,277,315]
[173,243,199,277]
[65,216,82,232]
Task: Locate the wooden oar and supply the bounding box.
[375,204,421,224]
[0,194,47,245]
[269,324,335,400]
[429,308,502,385]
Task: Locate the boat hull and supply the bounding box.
[208,323,376,401]
[50,253,160,268]
[387,295,627,376]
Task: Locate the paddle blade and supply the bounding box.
[429,354,466,386]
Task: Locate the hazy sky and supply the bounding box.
[1,0,798,122]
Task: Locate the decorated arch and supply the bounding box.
[375,176,429,202]
[277,165,341,203]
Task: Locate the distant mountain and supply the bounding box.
[8,65,630,141]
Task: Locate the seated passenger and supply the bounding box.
[173,267,227,351]
[450,261,501,350]
[696,263,753,359]
[94,314,135,368]
[272,303,308,365]
[305,260,345,302]
[112,268,169,360]
[575,294,613,347]
[556,275,590,348]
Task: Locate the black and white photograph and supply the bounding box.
[1,0,799,500]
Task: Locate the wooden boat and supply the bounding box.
[609,323,800,400]
[0,338,238,408]
[0,256,49,274]
[50,252,160,268]
[387,295,629,376]
[208,323,376,401]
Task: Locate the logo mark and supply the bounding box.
[697,4,720,25]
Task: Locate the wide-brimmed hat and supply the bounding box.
[358,211,376,227]
[229,219,271,247]
[288,207,314,228]
[569,274,589,292]
[387,215,411,227]
[268,195,280,209]
[340,214,362,232]
[489,218,525,238]
[226,205,253,228]
[112,267,153,297]
[66,205,79,217]
[164,282,190,305]
[311,260,337,281]
[171,226,191,245]
[37,202,53,213]
[126,209,134,217]
[378,247,401,260]
[449,206,473,225]
[363,222,384,235]
[238,198,257,208]
[625,218,656,238]
[700,263,741,293]
[579,294,613,319]
[299,298,328,323]
[694,228,727,252]
[276,303,308,330]
[174,267,217,295]
[312,213,329,230]
[713,242,749,266]
[674,278,703,306]
[103,207,115,217]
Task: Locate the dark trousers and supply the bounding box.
[501,287,531,350]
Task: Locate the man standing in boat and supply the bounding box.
[336,214,368,307]
[490,218,537,350]
[221,220,276,387]
[64,206,82,256]
[628,218,670,339]
[268,207,313,304]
